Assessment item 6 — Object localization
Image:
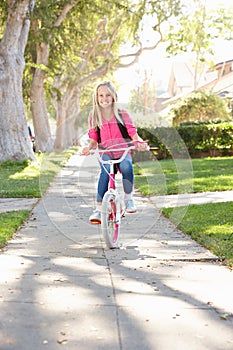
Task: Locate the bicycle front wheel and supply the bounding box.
[101,192,120,249]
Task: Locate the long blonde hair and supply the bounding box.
[90,81,122,129]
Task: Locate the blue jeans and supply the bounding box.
[97,153,134,203]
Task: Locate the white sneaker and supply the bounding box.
[89,209,101,224]
[125,199,137,213]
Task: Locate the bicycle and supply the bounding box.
[90,142,148,249]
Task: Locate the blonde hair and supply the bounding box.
[90,81,122,129]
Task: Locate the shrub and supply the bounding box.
[171,91,230,126]
[138,121,233,159]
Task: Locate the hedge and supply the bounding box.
[137,122,233,159]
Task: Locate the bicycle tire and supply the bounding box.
[101,192,120,248]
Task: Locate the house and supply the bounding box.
[161,59,233,109]
[201,60,233,99]
[215,59,233,78]
[167,61,194,97]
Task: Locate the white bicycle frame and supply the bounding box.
[91,145,135,248]
[90,142,149,248]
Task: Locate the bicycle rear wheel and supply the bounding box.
[101,192,120,249]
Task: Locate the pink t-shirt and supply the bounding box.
[88,110,137,158]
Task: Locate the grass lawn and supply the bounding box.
[0,149,76,197]
[1,152,233,267]
[0,149,77,249]
[134,156,233,196]
[162,203,233,267]
[134,156,233,268]
[0,210,30,247]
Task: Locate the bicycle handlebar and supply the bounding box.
[89,141,149,165]
[90,145,135,165]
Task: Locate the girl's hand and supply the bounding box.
[135,140,149,152]
[138,142,148,152]
[132,133,149,151]
[80,146,90,156]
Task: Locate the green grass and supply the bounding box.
[134,156,233,267]
[134,156,233,196]
[0,148,77,248]
[1,152,233,267]
[0,210,30,247]
[0,149,77,198]
[162,203,233,267]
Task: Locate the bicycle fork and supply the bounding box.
[108,162,122,224]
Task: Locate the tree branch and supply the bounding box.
[19,18,30,56]
[53,0,80,27]
[117,30,163,68]
[84,19,108,62]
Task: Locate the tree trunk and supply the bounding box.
[54,104,66,150]
[30,42,53,152]
[29,1,78,153]
[54,85,76,150]
[66,88,82,146]
[0,1,36,162]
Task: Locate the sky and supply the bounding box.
[115,0,233,103]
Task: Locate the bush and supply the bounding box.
[171,91,230,126]
[138,121,233,159]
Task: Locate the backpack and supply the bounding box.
[97,110,132,144]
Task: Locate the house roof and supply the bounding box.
[163,60,233,108]
[171,61,194,87]
[209,71,233,98]
[215,59,233,69]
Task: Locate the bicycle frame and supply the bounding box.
[91,145,135,248]
[90,142,149,248]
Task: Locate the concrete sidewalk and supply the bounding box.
[150,190,233,208]
[0,190,232,214]
[0,152,233,350]
[0,198,39,213]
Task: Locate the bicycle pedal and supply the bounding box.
[90,219,101,225]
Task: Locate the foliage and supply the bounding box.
[171,91,230,125]
[24,1,144,104]
[213,5,233,41]
[138,125,191,158]
[162,202,233,267]
[0,0,185,156]
[166,1,214,59]
[165,0,233,89]
[22,0,184,114]
[138,121,233,159]
[0,0,7,37]
[177,121,233,154]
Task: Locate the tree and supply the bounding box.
[24,0,148,151]
[0,0,36,162]
[165,0,233,89]
[171,91,230,126]
[25,0,141,151]
[25,0,183,151]
[129,69,157,115]
[27,0,81,152]
[52,0,183,149]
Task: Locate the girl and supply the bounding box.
[82,81,148,224]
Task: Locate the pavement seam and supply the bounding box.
[104,248,123,350]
